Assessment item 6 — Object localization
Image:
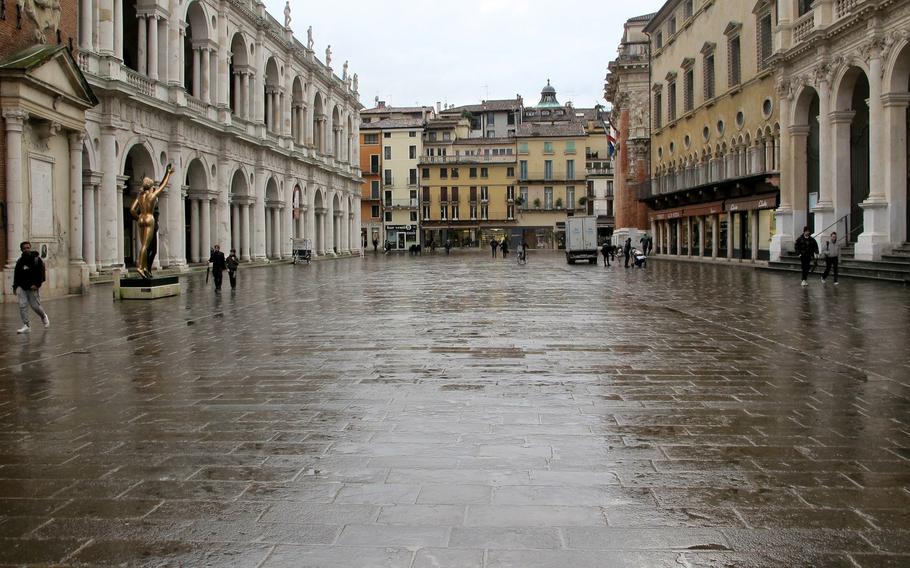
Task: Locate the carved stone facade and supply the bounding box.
[773,0,910,260]
[60,0,362,295]
[605,13,653,245]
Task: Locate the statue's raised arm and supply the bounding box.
[152,163,173,199]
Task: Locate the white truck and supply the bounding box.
[565,215,599,264]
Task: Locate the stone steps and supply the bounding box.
[763,243,910,284]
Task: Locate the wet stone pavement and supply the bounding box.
[0,251,909,567]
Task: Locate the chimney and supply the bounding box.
[436,101,441,113]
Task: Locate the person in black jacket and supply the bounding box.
[225,249,240,290]
[623,238,632,268]
[795,226,819,287]
[12,241,49,333]
[209,245,227,292]
[601,241,611,267]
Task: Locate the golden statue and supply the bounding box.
[129,163,172,279]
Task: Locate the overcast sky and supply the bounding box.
[265,0,666,110]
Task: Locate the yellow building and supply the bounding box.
[420,134,518,248]
[644,0,780,263]
[515,121,588,249]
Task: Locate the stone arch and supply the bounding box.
[346,114,354,163]
[884,41,910,242]
[184,1,211,99]
[833,66,871,238]
[313,91,325,153]
[121,142,157,268]
[229,32,249,117]
[264,56,281,133]
[291,76,306,144]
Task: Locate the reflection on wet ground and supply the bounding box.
[0,251,908,567]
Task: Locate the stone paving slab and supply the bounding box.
[0,252,909,566]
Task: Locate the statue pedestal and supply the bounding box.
[114,275,180,301]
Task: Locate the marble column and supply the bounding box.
[3,110,27,267]
[69,132,85,263]
[190,199,200,263]
[240,203,251,261]
[98,0,113,53]
[727,212,734,259]
[114,0,123,60]
[192,48,201,99]
[241,72,250,119]
[80,0,93,49]
[201,47,211,105]
[815,77,834,229]
[83,185,97,272]
[231,204,241,252]
[233,73,242,115]
[200,197,211,257]
[271,207,281,258]
[137,14,147,75]
[751,210,760,262]
[675,220,682,256]
[148,15,159,81]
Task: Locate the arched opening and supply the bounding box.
[793,86,820,233]
[292,77,305,145]
[313,189,324,253]
[184,158,208,263]
[263,57,281,133]
[122,144,156,268]
[313,92,325,153]
[122,0,139,71]
[836,69,871,239]
[346,115,354,163]
[230,169,250,260]
[332,106,342,159]
[184,2,210,101]
[265,178,281,258]
[887,44,910,243]
[229,33,249,117]
[332,193,342,253]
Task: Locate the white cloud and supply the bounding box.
[266,0,666,109]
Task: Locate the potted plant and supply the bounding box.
[533,198,542,209]
[555,197,563,209]
[514,196,524,207]
[578,196,588,207]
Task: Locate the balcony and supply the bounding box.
[586,167,614,176]
[419,155,516,165]
[383,198,419,209]
[518,171,585,183]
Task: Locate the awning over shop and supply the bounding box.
[649,207,684,222]
[725,193,778,212]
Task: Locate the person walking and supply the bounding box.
[821,231,840,285]
[13,241,49,333]
[639,234,649,257]
[226,248,240,291]
[490,238,498,258]
[209,245,227,292]
[500,238,509,258]
[601,241,611,267]
[646,234,654,256]
[623,238,632,268]
[372,237,378,253]
[795,226,819,287]
[444,240,451,255]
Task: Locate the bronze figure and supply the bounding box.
[129,164,172,279]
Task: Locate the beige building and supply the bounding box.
[644,0,781,262]
[773,0,910,261]
[361,118,425,250]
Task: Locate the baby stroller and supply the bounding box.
[632,248,647,268]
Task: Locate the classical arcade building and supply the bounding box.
[773,0,910,260]
[5,0,362,301]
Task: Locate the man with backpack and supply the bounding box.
[12,241,49,334]
[795,226,819,287]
